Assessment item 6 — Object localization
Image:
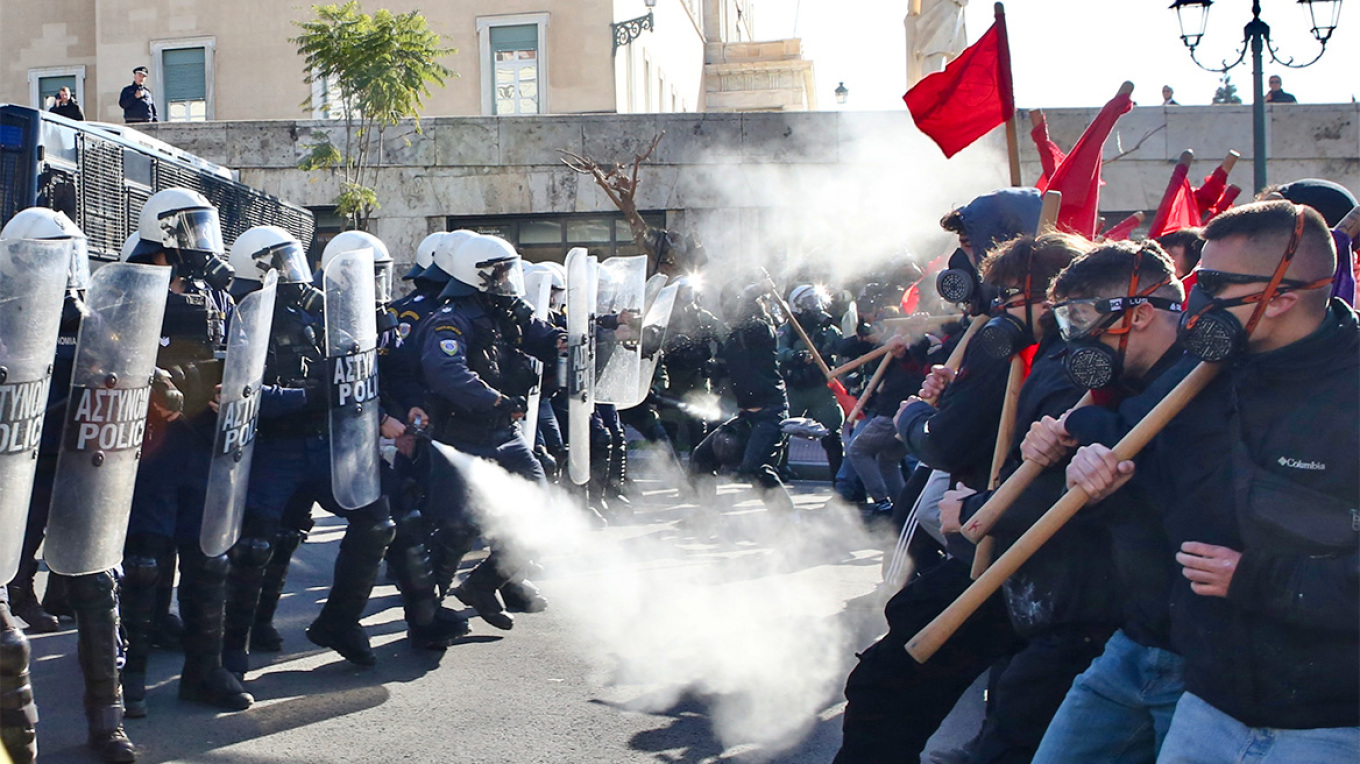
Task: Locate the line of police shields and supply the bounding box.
[2,242,382,584]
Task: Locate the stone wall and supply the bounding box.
[138,103,1358,272]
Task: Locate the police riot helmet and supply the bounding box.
[407,232,445,280]
[323,230,394,308]
[127,187,234,290]
[536,260,567,310]
[440,234,525,300]
[789,283,830,314]
[0,206,90,291]
[424,229,479,284]
[228,225,323,312]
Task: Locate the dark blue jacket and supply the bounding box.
[119,83,157,122]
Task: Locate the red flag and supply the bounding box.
[1042,85,1134,238]
[1101,212,1143,241]
[904,5,1014,159]
[1194,166,1228,216]
[1204,185,1240,222]
[1148,159,1201,238]
[827,379,858,417]
[900,284,921,314]
[1030,115,1067,191]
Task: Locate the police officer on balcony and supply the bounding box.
[119,67,158,124]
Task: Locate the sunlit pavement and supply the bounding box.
[26,476,981,763]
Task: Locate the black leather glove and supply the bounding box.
[150,367,184,416]
[496,395,528,415]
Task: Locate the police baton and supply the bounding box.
[906,361,1220,663]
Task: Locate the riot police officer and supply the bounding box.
[412,234,564,630]
[1,209,138,763]
[117,188,254,719]
[777,284,845,480]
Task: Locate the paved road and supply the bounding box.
[26,476,980,763]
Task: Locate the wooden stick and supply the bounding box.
[1220,150,1240,176]
[961,391,1095,543]
[829,345,893,379]
[846,353,894,426]
[970,354,1027,578]
[1037,189,1062,234]
[1337,205,1360,241]
[922,315,988,407]
[907,361,1221,663]
[1005,113,1023,187]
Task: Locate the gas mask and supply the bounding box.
[279,281,324,314]
[936,248,1002,316]
[1177,207,1331,362]
[1055,253,1180,389]
[977,257,1039,360]
[173,248,235,292]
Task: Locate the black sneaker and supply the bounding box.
[452,580,514,631]
[306,619,376,666]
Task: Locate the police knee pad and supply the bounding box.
[199,552,231,579]
[64,570,116,610]
[393,508,426,544]
[228,536,274,569]
[274,528,305,556]
[121,556,161,590]
[346,516,397,551]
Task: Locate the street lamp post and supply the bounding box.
[1170,0,1344,192]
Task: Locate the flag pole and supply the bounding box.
[996,3,1021,186]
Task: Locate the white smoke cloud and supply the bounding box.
[431,441,888,757]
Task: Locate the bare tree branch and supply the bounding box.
[1105,123,1167,164]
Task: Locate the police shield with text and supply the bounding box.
[414,234,564,630]
[115,187,256,721]
[0,217,78,764]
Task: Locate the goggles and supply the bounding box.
[1054,294,1182,340]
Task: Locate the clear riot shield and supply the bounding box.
[593,255,646,405]
[45,263,170,576]
[325,249,381,510]
[565,248,594,486]
[517,270,552,448]
[842,300,859,339]
[643,273,668,316]
[0,240,74,583]
[620,282,678,410]
[200,271,277,556]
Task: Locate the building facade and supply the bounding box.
[1,0,811,123]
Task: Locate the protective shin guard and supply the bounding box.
[251,529,303,652]
[1,594,37,764]
[307,515,395,666]
[149,547,182,651]
[176,547,252,711]
[119,535,170,718]
[428,522,477,599]
[68,573,137,762]
[390,512,469,649]
[222,527,276,678]
[822,432,844,483]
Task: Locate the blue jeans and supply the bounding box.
[1033,629,1185,764]
[1158,692,1360,763]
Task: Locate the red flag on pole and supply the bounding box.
[1042,83,1134,238]
[904,4,1014,159]
[1148,152,1202,238]
[1029,111,1067,191]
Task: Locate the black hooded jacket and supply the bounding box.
[958,333,1121,637]
[1066,299,1359,729]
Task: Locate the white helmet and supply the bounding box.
[228,225,311,284]
[427,229,479,283]
[323,230,393,306]
[0,207,90,290]
[441,234,524,299]
[406,232,445,279]
[129,187,224,260]
[790,283,830,313]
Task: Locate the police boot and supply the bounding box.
[428,522,477,599]
[119,535,169,718]
[1,590,38,764]
[499,573,548,614]
[390,511,469,650]
[148,547,182,651]
[251,529,303,653]
[584,448,612,527]
[221,523,276,679]
[69,572,137,763]
[41,571,74,620]
[306,515,395,666]
[176,546,253,712]
[606,438,633,516]
[6,582,58,635]
[453,552,514,631]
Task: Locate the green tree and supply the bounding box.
[1212,74,1242,105]
[293,2,455,229]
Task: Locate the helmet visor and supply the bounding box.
[159,208,225,254]
[375,260,394,305]
[261,240,313,284]
[67,236,91,291]
[476,256,525,297]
